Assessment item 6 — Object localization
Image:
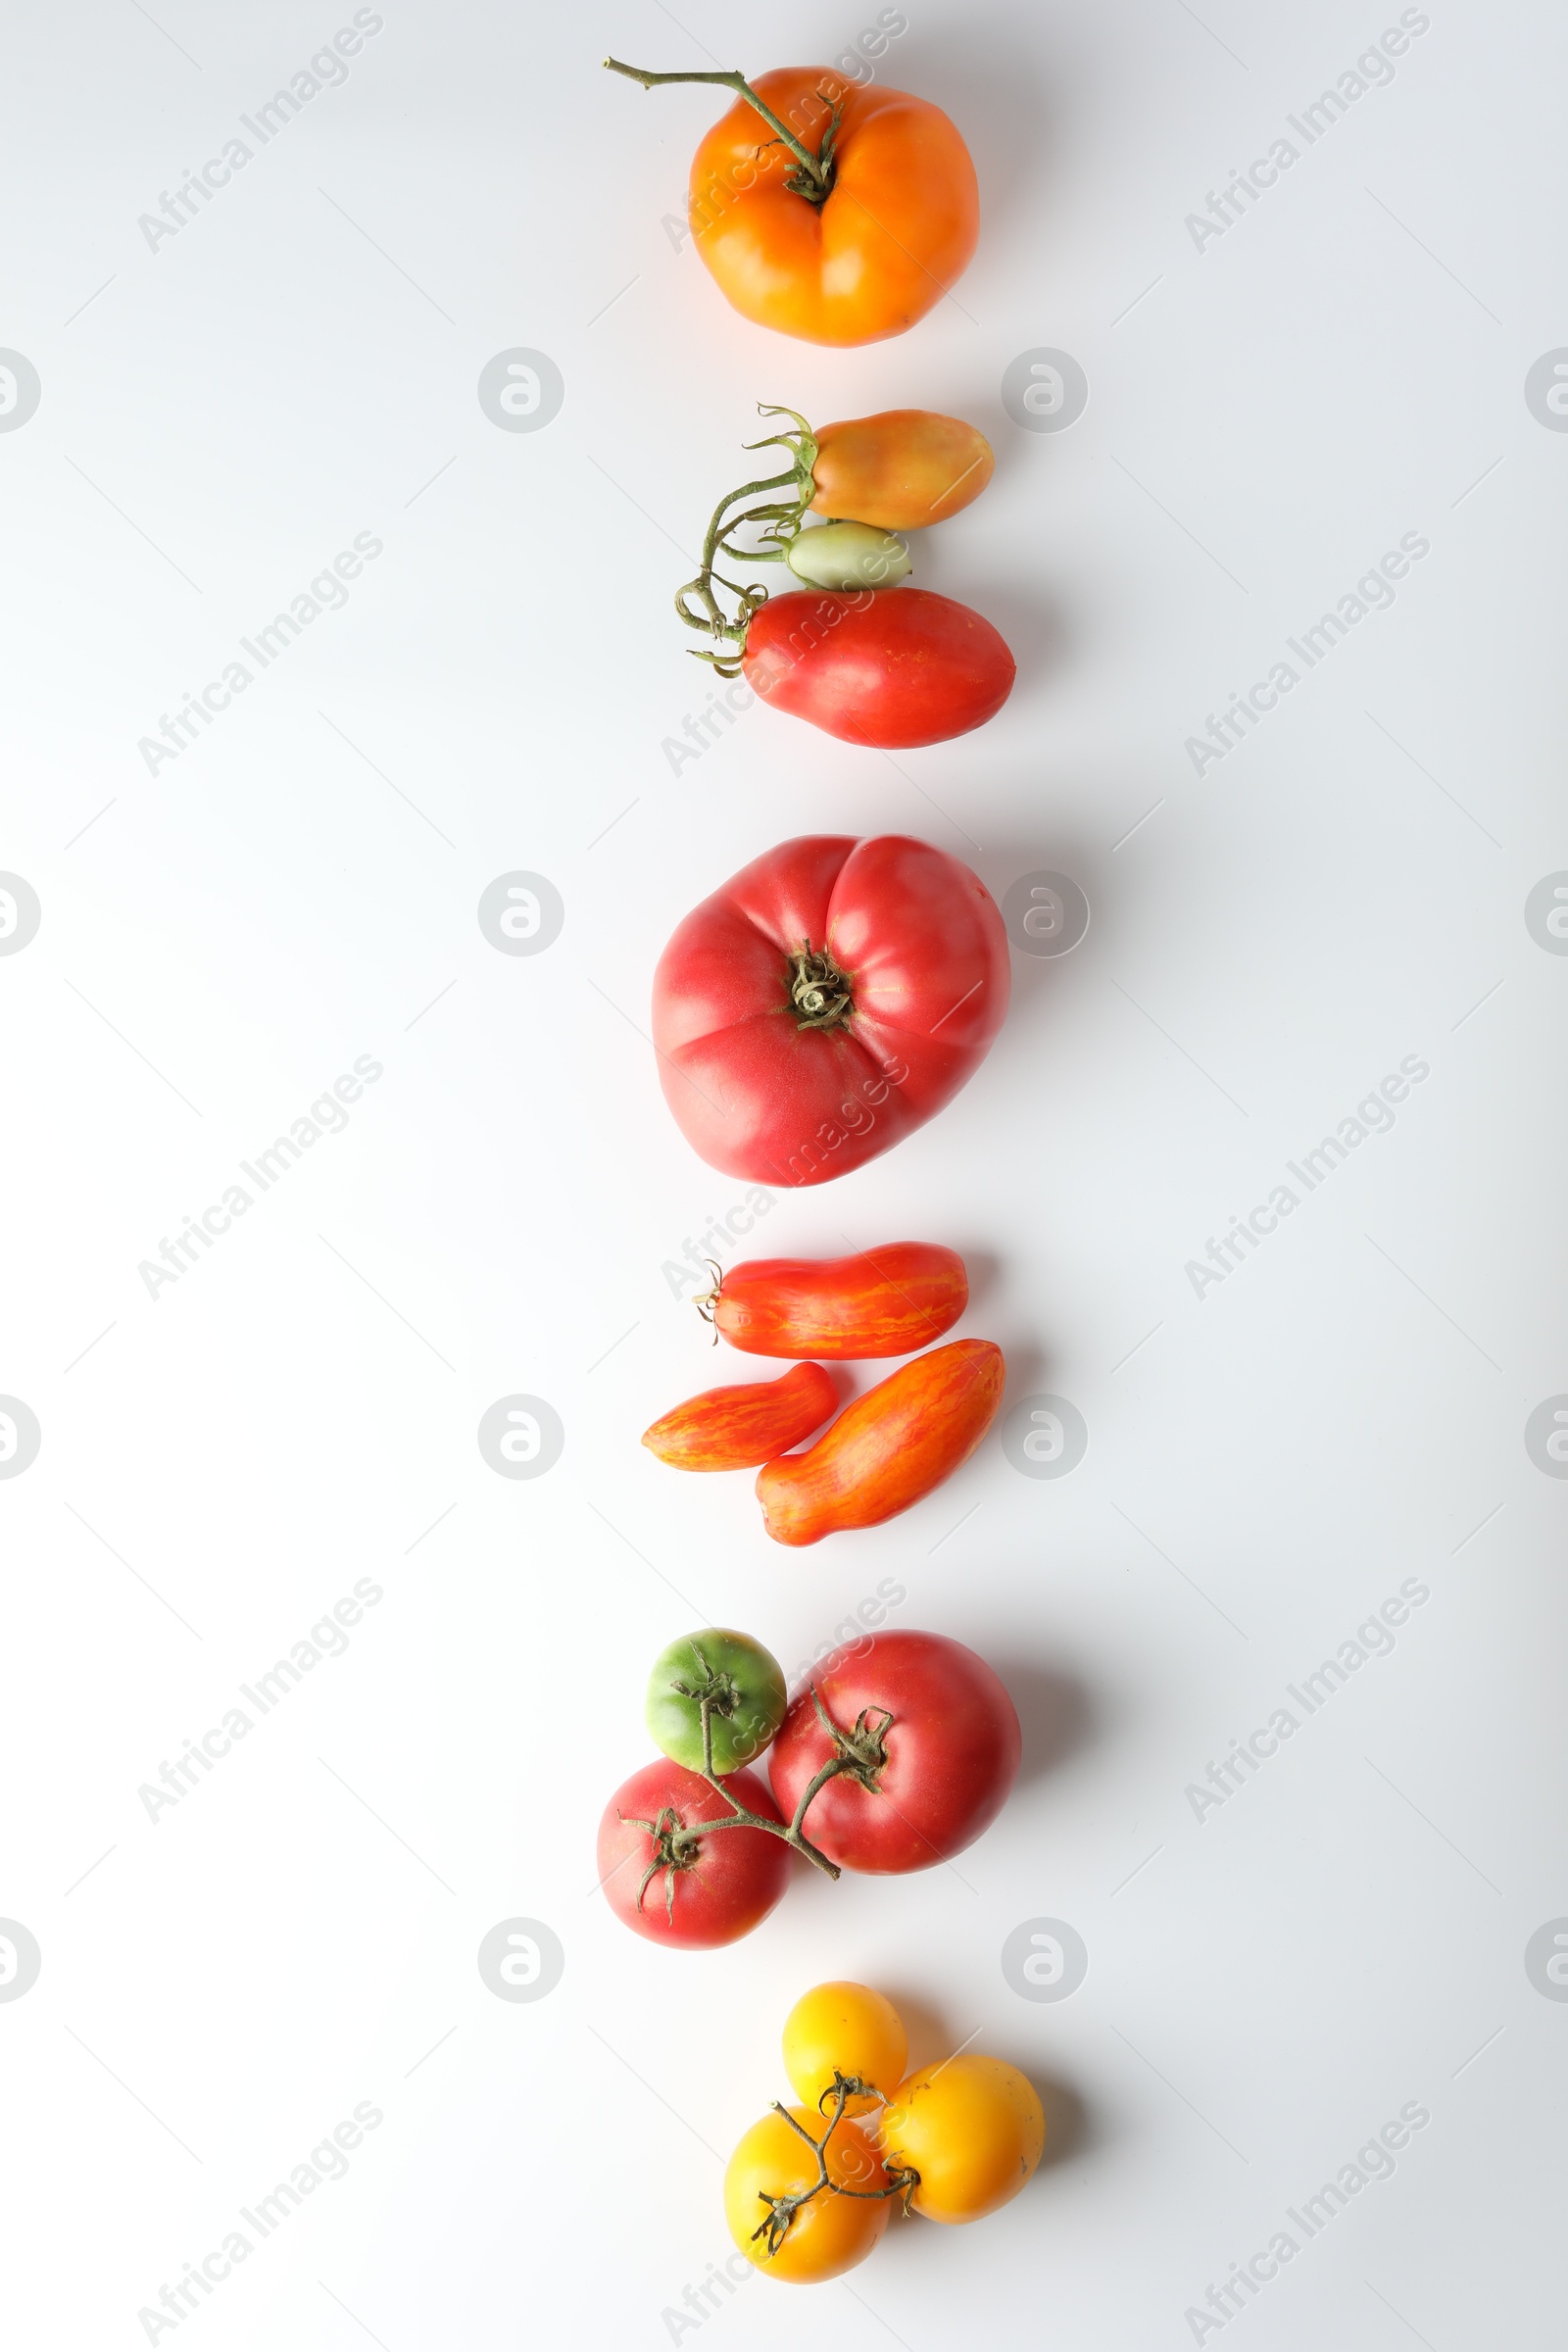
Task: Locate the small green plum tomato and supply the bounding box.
[645,1628,788,1776]
[785,520,911,593]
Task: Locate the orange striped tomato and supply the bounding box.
[709,1244,967,1359]
[756,1339,1004,1544]
[642,1361,838,1471]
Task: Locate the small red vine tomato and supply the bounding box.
[598,1760,791,1948]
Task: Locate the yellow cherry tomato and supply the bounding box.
[877,2055,1045,2224]
[724,2106,892,2281]
[782,1982,908,2118]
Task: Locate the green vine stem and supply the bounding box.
[668,406,821,675]
[752,2076,920,2256]
[603,61,843,203]
[618,1673,895,1923]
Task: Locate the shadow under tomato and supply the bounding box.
[997,1659,1094,1792]
[1033,2072,1091,2170]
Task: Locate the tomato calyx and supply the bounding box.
[751,2080,920,2258]
[788,942,853,1031]
[692,1259,725,1343]
[618,1803,708,1925]
[809,1685,893,1791]
[603,60,840,204]
[668,1639,746,1726]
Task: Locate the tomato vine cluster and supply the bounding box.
[598,1628,1021,1948]
[725,1984,1047,2281]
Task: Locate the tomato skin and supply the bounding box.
[742,588,1014,749]
[650,834,1010,1189]
[724,2107,892,2279]
[783,1983,908,2118]
[690,72,979,346]
[811,410,995,530]
[767,1630,1021,1873]
[597,1761,791,1947]
[713,1244,967,1359]
[756,1339,1004,1545]
[642,1361,838,1470]
[877,2056,1045,2223]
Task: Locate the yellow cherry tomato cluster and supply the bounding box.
[723,1982,1047,2283]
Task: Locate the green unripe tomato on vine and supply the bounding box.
[646,1629,789,1776]
[786,520,911,592]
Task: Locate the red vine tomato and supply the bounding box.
[767,1630,1020,1873]
[598,1760,791,1947]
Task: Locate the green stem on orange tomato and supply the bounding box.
[752,2079,920,2257]
[602,60,840,201]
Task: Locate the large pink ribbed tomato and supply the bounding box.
[650,834,1009,1188]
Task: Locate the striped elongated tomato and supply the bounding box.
[756,1338,1004,1545]
[642,1361,838,1471]
[742,588,1014,750]
[710,1245,967,1359]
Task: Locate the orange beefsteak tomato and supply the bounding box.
[687,69,979,345]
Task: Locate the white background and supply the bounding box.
[3,1,1565,2344]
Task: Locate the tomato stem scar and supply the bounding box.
[788,942,854,1031]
